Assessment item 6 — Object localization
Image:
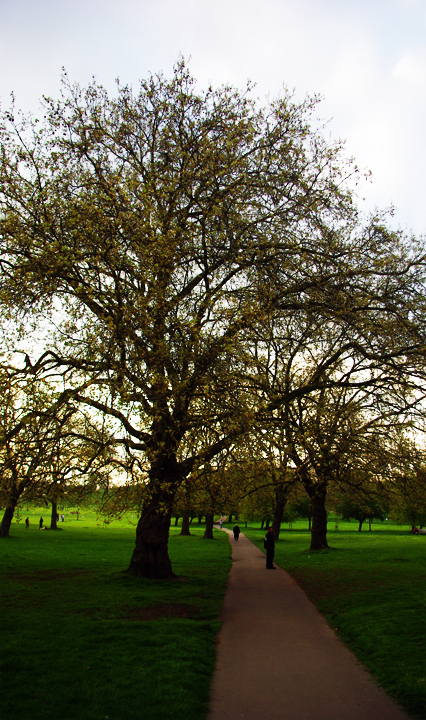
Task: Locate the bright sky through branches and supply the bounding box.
[0,0,425,235]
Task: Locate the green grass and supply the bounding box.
[0,511,232,720]
[5,511,426,719]
[241,519,426,719]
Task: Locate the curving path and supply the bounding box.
[207,530,411,720]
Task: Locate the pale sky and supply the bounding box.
[1,0,425,235]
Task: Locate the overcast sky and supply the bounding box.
[1,0,425,235]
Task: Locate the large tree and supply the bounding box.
[1,62,425,575]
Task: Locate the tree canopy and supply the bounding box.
[1,61,426,575]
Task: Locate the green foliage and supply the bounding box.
[1,61,426,574]
[291,497,313,524]
[334,494,386,530]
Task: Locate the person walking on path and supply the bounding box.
[233,523,240,541]
[219,518,223,530]
[208,530,410,720]
[264,526,276,568]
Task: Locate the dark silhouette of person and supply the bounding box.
[233,523,240,541]
[265,526,276,568]
[39,517,43,529]
[25,517,30,528]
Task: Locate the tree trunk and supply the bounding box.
[0,504,16,537]
[368,518,372,531]
[358,520,363,532]
[260,518,265,530]
[265,518,270,530]
[271,482,290,539]
[197,515,203,524]
[129,461,178,578]
[308,516,312,531]
[180,513,191,536]
[310,491,329,550]
[228,514,233,524]
[174,515,179,527]
[50,500,58,530]
[203,514,214,539]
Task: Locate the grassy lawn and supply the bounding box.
[242,519,426,719]
[0,511,232,720]
[3,510,426,719]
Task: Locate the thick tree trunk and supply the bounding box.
[358,520,363,532]
[180,513,191,536]
[197,515,203,524]
[0,504,16,537]
[310,491,329,550]
[50,500,58,530]
[129,460,178,578]
[228,514,233,524]
[174,515,179,527]
[129,498,174,578]
[203,514,214,539]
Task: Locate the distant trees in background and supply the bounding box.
[0,363,119,537]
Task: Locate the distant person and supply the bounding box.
[25,517,30,528]
[39,517,44,530]
[264,526,276,569]
[233,523,240,541]
[219,519,223,530]
[61,514,65,522]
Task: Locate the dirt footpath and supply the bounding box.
[207,531,410,720]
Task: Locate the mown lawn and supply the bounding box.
[0,513,232,720]
[4,511,426,719]
[242,519,426,719]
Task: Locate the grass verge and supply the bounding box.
[0,516,231,720]
[242,520,426,719]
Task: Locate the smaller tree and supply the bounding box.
[0,368,64,537]
[292,497,313,530]
[335,494,386,532]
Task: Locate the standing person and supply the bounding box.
[219,518,223,530]
[39,517,43,530]
[264,526,276,569]
[233,523,240,541]
[25,517,30,528]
